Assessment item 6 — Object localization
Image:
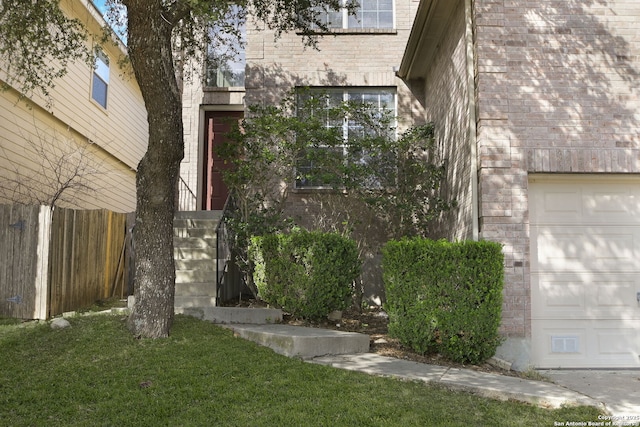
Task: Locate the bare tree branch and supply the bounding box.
[0,119,110,208]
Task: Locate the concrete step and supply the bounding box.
[174,247,216,260]
[174,296,217,310]
[173,211,222,312]
[174,217,221,226]
[173,237,217,249]
[174,218,221,231]
[175,210,223,221]
[181,307,283,324]
[174,226,218,239]
[225,324,370,359]
[176,269,216,284]
[175,282,216,297]
[175,259,216,271]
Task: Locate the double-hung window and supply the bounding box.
[313,0,394,30]
[92,49,109,109]
[205,5,246,88]
[295,87,396,189]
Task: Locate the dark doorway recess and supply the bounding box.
[202,111,243,210]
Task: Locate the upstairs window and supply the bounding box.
[205,6,246,88]
[313,0,394,30]
[92,49,109,109]
[295,87,396,189]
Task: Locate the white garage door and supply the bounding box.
[530,175,640,368]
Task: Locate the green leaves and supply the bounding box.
[250,230,361,320]
[383,238,504,364]
[0,0,90,99]
[219,89,456,243]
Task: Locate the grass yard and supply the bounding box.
[0,314,601,426]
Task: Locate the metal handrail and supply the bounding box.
[177,176,197,211]
[215,193,235,301]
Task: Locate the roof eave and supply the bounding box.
[397,0,458,82]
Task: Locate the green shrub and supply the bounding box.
[249,230,361,320]
[383,238,504,364]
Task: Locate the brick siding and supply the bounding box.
[420,0,476,242]
[241,0,424,303]
[475,0,640,338]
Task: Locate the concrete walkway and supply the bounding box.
[311,353,604,411]
[227,323,369,358]
[225,323,619,413]
[540,369,640,417]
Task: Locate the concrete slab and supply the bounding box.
[205,319,630,413]
[174,210,222,220]
[312,354,604,410]
[226,324,370,358]
[312,353,449,382]
[540,369,640,417]
[183,307,283,324]
[439,368,600,409]
[174,296,217,310]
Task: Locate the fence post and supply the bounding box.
[34,205,52,320]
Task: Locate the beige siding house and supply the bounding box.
[0,0,147,212]
[399,0,640,369]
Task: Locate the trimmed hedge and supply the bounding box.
[249,230,361,320]
[382,238,504,364]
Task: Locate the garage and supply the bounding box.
[529,174,640,368]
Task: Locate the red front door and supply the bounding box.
[203,111,243,210]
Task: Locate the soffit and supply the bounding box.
[398,0,459,81]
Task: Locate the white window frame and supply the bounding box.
[313,0,395,30]
[205,5,246,88]
[91,49,110,109]
[295,87,397,189]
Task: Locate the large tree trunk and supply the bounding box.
[124,0,184,338]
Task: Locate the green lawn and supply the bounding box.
[0,315,601,426]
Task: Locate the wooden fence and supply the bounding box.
[0,205,45,319]
[0,204,133,319]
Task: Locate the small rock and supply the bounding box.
[327,310,342,321]
[487,356,512,371]
[374,338,388,344]
[50,318,71,330]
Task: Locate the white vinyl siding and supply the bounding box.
[0,0,148,212]
[0,86,138,211]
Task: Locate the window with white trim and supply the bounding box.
[295,87,396,189]
[205,5,246,88]
[91,49,109,109]
[314,0,394,30]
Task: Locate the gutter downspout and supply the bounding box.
[465,0,479,241]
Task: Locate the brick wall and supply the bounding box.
[420,0,475,242]
[245,0,423,125]
[475,0,640,339]
[180,71,244,211]
[243,0,424,303]
[179,78,203,211]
